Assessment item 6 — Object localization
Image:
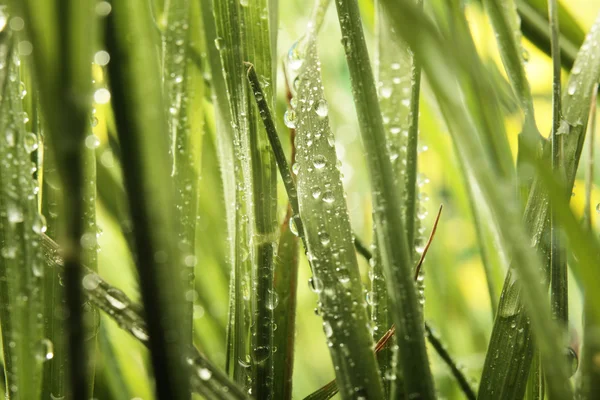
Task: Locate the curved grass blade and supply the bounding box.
[292,35,385,399]
[105,0,189,397]
[334,0,435,397]
[377,0,594,398]
[0,36,45,400]
[40,234,249,400]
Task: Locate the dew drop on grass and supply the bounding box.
[567,82,577,95]
[7,203,24,224]
[253,346,271,363]
[287,41,304,71]
[266,290,279,310]
[36,338,54,362]
[566,347,579,377]
[131,324,149,341]
[239,0,248,7]
[284,108,297,129]
[289,215,300,236]
[32,213,47,234]
[198,367,212,381]
[308,276,323,293]
[1,246,16,259]
[322,191,334,204]
[323,320,333,338]
[379,86,392,99]
[82,273,101,291]
[214,37,224,50]
[596,203,600,214]
[5,129,14,147]
[319,232,330,246]
[23,132,38,153]
[85,134,100,149]
[313,154,326,169]
[105,287,129,310]
[315,99,328,118]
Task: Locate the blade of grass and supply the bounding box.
[239,3,279,398]
[579,83,598,398]
[0,35,45,400]
[378,0,595,398]
[517,0,585,70]
[334,0,436,397]
[15,0,96,396]
[548,0,568,327]
[163,0,197,348]
[105,0,189,397]
[271,72,300,400]
[41,233,249,400]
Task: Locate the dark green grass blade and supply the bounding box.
[334,0,435,397]
[0,35,45,400]
[104,0,189,398]
[15,0,96,396]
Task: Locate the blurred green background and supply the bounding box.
[86,0,599,398]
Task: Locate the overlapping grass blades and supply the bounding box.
[334,0,435,397]
[105,0,189,397]
[377,0,600,398]
[0,35,45,400]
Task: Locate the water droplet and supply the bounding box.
[315,99,328,118]
[292,162,300,175]
[567,82,577,95]
[311,186,322,199]
[198,367,212,381]
[572,64,581,75]
[94,50,110,66]
[322,191,335,204]
[596,203,600,214]
[94,88,111,104]
[253,346,271,363]
[566,347,578,376]
[105,287,129,310]
[380,86,392,99]
[289,215,300,236]
[287,41,304,71]
[319,232,331,246]
[309,276,323,293]
[214,37,224,50]
[82,273,101,291]
[313,155,326,169]
[24,132,38,153]
[32,214,47,234]
[1,246,16,259]
[323,320,333,338]
[240,0,248,6]
[7,204,24,224]
[36,339,54,362]
[131,324,149,341]
[366,291,378,306]
[266,290,279,310]
[341,36,351,53]
[284,109,297,129]
[85,134,100,149]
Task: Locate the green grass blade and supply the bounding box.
[15,0,96,396]
[483,0,537,131]
[0,36,45,400]
[334,0,436,397]
[548,0,567,328]
[517,0,585,70]
[294,35,385,399]
[163,0,198,347]
[104,0,190,397]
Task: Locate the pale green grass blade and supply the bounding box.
[41,234,249,399]
[294,35,385,399]
[0,36,45,400]
[334,0,435,397]
[104,0,189,397]
[378,1,587,398]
